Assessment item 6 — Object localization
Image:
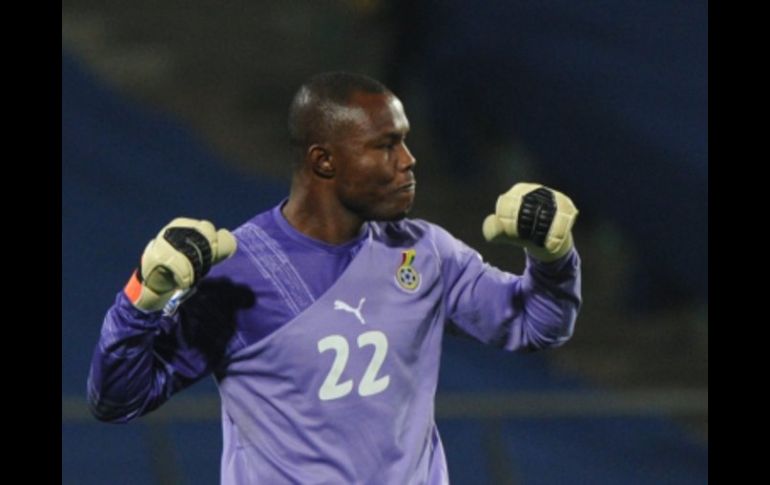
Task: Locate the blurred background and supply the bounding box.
[62,1,708,483]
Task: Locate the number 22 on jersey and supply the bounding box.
[317,331,390,401]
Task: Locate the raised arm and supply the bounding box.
[87,218,237,422]
[442,183,582,351]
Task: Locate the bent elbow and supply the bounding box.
[87,397,135,424]
[527,313,577,351]
[86,384,140,424]
[549,308,578,346]
[549,324,575,348]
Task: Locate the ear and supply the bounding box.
[308,144,335,178]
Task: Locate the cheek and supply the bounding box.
[349,156,396,188]
[366,154,398,183]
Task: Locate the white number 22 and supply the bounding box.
[317,331,391,401]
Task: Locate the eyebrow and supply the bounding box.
[377,130,409,142]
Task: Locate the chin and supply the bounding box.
[387,203,414,221]
[368,204,412,222]
[388,211,409,221]
[357,193,415,222]
[368,211,406,222]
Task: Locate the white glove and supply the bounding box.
[483,183,578,262]
[124,218,237,311]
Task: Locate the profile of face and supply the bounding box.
[326,92,417,222]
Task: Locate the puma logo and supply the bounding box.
[334,298,366,324]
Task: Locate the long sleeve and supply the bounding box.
[438,226,581,352]
[87,276,248,423]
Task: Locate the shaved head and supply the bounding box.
[288,72,390,160]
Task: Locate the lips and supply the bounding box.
[397,181,416,192]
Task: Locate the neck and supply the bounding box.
[282,173,365,245]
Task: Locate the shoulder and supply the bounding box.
[231,206,278,241]
[206,206,278,281]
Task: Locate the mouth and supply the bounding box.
[397,181,416,192]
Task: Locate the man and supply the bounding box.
[88,72,581,484]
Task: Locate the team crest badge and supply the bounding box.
[395,249,420,292]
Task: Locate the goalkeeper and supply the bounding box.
[88,72,581,484]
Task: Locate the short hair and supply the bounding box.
[288,72,389,155]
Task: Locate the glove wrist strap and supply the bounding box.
[123,270,174,312]
[526,232,574,262]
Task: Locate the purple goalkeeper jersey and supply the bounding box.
[88,202,581,484]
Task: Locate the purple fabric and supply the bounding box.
[88,202,581,484]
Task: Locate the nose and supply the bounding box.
[399,143,416,171]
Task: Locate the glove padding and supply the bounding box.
[125,218,237,312]
[482,183,578,262]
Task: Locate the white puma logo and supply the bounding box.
[333,297,366,324]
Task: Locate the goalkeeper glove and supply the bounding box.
[482,182,578,262]
[124,218,237,312]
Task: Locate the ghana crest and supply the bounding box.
[395,248,421,292]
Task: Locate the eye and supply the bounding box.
[376,135,406,151]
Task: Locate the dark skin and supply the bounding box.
[282,91,417,244]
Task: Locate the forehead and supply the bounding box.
[346,92,409,136]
